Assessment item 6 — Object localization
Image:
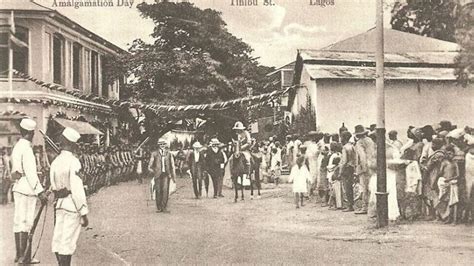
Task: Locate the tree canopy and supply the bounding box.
[391,0,473,85]
[110,1,277,139]
[120,1,275,105]
[390,0,459,42]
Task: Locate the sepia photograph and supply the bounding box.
[0,0,473,264]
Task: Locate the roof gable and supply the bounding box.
[322,28,460,53]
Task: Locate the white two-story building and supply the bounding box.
[0,0,125,146]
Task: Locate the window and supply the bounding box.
[101,56,108,98]
[53,34,64,84]
[0,26,29,77]
[72,42,82,89]
[90,51,99,95]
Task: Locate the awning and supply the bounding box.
[55,118,103,135]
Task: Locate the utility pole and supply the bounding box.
[375,0,388,228]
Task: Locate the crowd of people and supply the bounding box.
[265,120,473,225]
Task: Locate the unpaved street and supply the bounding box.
[1,178,473,265]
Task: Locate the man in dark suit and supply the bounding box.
[205,138,227,198]
[187,142,207,198]
[148,139,176,213]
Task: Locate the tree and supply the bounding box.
[391,0,473,85]
[114,1,276,136]
[390,0,459,42]
[122,2,272,104]
[289,95,316,137]
[454,3,474,85]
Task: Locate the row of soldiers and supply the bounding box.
[1,142,147,205]
[77,144,145,194]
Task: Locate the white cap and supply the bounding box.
[20,118,36,131]
[62,127,81,143]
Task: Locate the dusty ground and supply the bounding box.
[1,177,473,265]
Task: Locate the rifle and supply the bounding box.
[135,136,150,153]
[39,130,60,154]
[19,202,47,263]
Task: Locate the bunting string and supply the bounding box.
[10,70,300,114]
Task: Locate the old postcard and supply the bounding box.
[0,0,472,265]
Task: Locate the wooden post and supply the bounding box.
[375,0,388,228]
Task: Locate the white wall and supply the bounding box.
[313,79,473,139]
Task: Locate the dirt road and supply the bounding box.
[1,178,473,264]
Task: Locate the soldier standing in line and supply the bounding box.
[105,147,114,186]
[3,146,13,203]
[1,147,11,204]
[135,144,144,183]
[11,118,48,264]
[112,146,121,184]
[50,127,89,266]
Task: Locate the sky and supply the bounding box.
[34,0,397,68]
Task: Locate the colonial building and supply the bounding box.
[0,0,125,146]
[288,28,473,138]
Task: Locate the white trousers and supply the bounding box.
[52,209,82,255]
[13,192,37,233]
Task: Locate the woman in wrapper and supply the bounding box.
[327,157,343,210]
[289,156,311,209]
[398,127,425,220]
[318,136,331,206]
[368,141,401,221]
[327,142,342,209]
[420,137,446,220]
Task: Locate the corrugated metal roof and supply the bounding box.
[322,28,460,53]
[304,64,458,80]
[299,50,457,65]
[267,61,296,76]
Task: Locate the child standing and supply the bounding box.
[289,156,311,208]
[270,146,282,185]
[436,145,460,224]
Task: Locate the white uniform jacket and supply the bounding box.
[11,138,44,196]
[50,151,89,216]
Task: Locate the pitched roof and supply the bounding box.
[322,28,460,53]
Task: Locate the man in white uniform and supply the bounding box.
[50,127,89,266]
[11,118,47,264]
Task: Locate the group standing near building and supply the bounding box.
[273,121,474,225]
[2,116,473,265]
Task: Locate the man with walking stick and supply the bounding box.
[49,127,89,266]
[148,138,176,213]
[11,118,48,264]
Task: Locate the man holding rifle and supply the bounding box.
[11,118,48,264]
[49,127,89,266]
